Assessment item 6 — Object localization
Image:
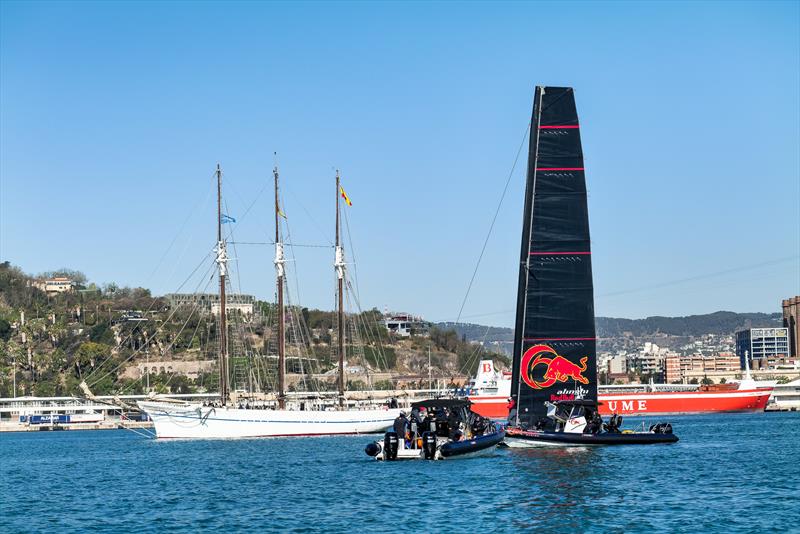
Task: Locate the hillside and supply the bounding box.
[0,262,506,397]
[439,311,782,344]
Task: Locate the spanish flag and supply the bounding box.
[339,185,352,207]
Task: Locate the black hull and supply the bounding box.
[506,428,678,446]
[439,430,505,458]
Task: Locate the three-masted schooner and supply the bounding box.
[137,165,399,439]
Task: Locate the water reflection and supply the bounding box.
[504,447,607,530]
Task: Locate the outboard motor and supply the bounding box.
[383,431,399,460]
[364,441,381,457]
[422,431,437,460]
[650,423,674,434]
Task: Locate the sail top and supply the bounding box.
[510,86,597,428]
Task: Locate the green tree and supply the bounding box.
[0,319,11,342]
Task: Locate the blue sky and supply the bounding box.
[1,1,798,326]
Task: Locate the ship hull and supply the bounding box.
[469,388,773,418]
[505,427,678,447]
[137,401,399,439]
[596,389,772,416]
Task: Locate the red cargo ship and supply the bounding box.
[467,360,774,418]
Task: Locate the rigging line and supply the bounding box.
[85,256,217,388]
[342,205,361,306]
[345,279,391,374]
[285,184,334,246]
[454,121,531,325]
[229,241,333,248]
[597,255,800,298]
[222,170,269,229]
[147,171,216,283]
[159,304,210,393]
[458,322,495,376]
[89,262,216,389]
[82,247,215,384]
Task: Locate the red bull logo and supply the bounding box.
[520,344,589,390]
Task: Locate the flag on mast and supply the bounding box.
[221,214,236,224]
[339,185,352,207]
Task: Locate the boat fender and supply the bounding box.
[383,432,399,461]
[422,431,437,460]
[365,442,381,457]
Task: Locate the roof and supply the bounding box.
[410,398,471,410]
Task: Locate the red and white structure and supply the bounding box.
[467,360,774,418]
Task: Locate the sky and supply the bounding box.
[1,1,798,326]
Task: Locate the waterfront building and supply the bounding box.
[783,296,800,358]
[735,328,790,370]
[165,293,256,316]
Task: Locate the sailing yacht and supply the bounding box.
[137,165,399,439]
[503,86,677,446]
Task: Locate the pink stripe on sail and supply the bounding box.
[529,251,591,255]
[536,167,584,171]
[539,125,580,129]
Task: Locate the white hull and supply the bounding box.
[504,436,596,448]
[137,401,399,439]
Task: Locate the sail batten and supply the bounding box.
[511,86,597,428]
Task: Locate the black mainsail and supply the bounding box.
[510,86,597,428]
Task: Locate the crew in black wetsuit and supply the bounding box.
[393,412,409,445]
[423,410,436,433]
[447,409,461,440]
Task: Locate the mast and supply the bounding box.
[274,166,287,409]
[512,88,543,426]
[509,86,597,428]
[215,164,229,403]
[335,170,346,407]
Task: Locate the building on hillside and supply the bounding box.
[35,277,75,293]
[607,354,628,375]
[783,296,800,358]
[629,343,669,379]
[210,301,254,317]
[665,354,681,383]
[383,312,430,337]
[666,352,741,383]
[735,328,789,370]
[165,293,256,316]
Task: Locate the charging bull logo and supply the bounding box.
[520,344,589,390]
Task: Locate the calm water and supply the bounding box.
[2,412,799,533]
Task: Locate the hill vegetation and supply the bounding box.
[0,262,507,398]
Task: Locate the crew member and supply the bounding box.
[393,411,409,447]
[507,397,517,425]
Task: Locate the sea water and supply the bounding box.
[1,412,799,533]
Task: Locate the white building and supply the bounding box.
[43,278,74,293]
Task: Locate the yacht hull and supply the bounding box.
[505,427,678,447]
[137,401,399,439]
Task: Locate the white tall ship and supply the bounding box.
[137,165,399,438]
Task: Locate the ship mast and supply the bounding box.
[274,166,287,409]
[215,164,230,404]
[335,170,346,408]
